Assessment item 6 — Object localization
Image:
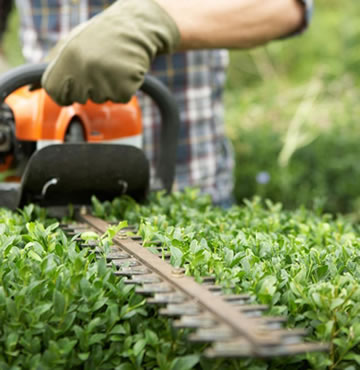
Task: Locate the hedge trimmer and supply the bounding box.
[0,64,328,358]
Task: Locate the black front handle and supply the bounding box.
[0,63,179,193]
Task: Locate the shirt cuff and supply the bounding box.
[284,0,314,38]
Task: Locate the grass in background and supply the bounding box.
[225,0,360,214]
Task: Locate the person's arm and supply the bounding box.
[42,0,311,106]
[155,0,306,49]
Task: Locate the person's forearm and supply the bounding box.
[154,0,305,49]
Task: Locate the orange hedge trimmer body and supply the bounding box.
[0,64,179,210]
[0,84,142,178]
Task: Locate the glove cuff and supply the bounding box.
[146,0,181,54]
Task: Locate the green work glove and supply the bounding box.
[42,0,180,106]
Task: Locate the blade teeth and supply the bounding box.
[274,342,330,356]
[205,285,223,293]
[66,230,88,236]
[106,252,131,260]
[235,304,269,317]
[255,342,329,358]
[74,217,329,359]
[62,223,88,230]
[124,274,162,285]
[237,304,269,313]
[64,227,89,233]
[205,340,329,359]
[222,294,252,304]
[201,276,216,285]
[109,258,141,268]
[173,314,218,329]
[115,266,151,276]
[136,283,173,295]
[189,326,235,342]
[274,328,309,345]
[159,253,171,260]
[147,292,187,305]
[80,242,99,249]
[94,245,120,254]
[159,303,201,317]
[253,316,287,329]
[109,246,122,253]
[204,339,252,358]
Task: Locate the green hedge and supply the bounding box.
[0,204,203,369]
[93,191,360,369]
[3,191,360,368]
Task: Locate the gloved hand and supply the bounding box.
[42,0,180,106]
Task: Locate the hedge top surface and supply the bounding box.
[2,191,360,369]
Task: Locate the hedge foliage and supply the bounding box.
[3,190,360,369]
[0,204,203,369]
[94,189,360,369]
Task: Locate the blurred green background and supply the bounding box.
[226,0,360,215]
[3,1,360,215]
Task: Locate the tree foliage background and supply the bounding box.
[225,0,360,214]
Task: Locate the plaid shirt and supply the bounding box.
[15,0,312,205]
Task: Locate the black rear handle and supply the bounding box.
[0,63,180,193]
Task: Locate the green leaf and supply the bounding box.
[110,325,126,335]
[189,240,200,254]
[80,277,92,296]
[258,276,277,298]
[92,297,108,312]
[145,329,158,346]
[133,339,147,357]
[87,317,102,333]
[170,246,183,267]
[314,265,328,279]
[344,353,360,365]
[89,333,106,346]
[28,250,42,262]
[0,287,6,306]
[81,231,99,241]
[62,312,77,332]
[312,292,322,308]
[6,332,19,351]
[157,353,170,370]
[91,195,105,217]
[58,338,77,355]
[170,354,200,370]
[330,298,344,310]
[224,247,234,266]
[46,222,59,233]
[97,258,107,277]
[33,303,53,318]
[78,352,90,361]
[54,290,66,316]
